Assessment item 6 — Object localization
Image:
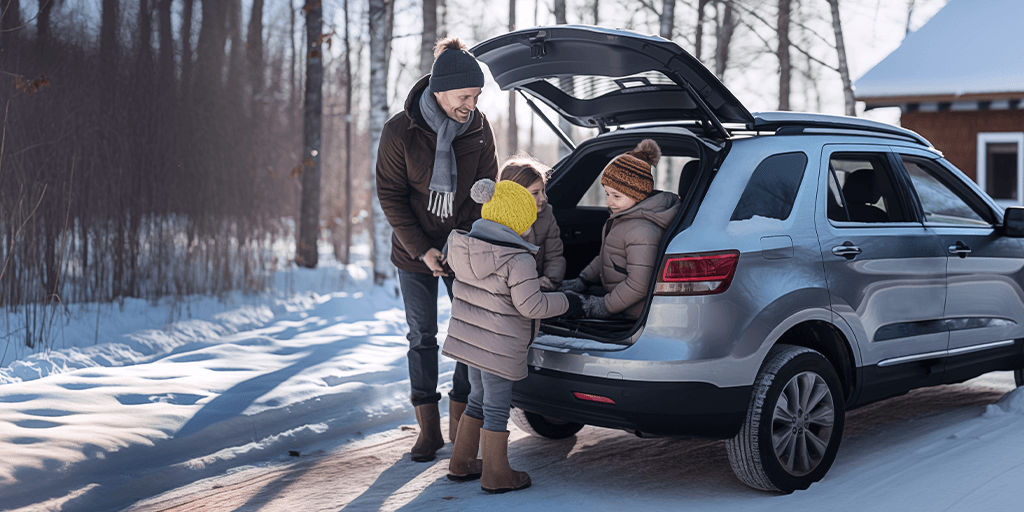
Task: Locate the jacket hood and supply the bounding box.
[611,191,680,229]
[449,220,537,281]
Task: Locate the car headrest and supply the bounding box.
[677,160,700,198]
[843,169,881,204]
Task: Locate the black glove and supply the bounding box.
[561,291,585,319]
[582,295,611,319]
[558,277,589,293]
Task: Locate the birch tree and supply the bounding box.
[296,0,323,268]
[828,0,855,116]
[778,0,791,110]
[369,0,395,285]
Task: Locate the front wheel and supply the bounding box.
[726,345,846,493]
[510,407,584,439]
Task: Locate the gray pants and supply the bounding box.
[464,366,514,432]
[398,269,471,406]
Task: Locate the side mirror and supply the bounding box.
[1002,206,1024,237]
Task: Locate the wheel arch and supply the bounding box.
[769,320,857,402]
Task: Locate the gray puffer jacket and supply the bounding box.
[442,219,570,381]
[580,191,680,319]
[522,203,566,284]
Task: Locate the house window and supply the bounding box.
[977,132,1024,205]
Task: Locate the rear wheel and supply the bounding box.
[510,407,584,439]
[726,345,846,493]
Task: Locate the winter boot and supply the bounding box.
[410,403,444,462]
[449,400,467,443]
[480,429,531,494]
[447,415,484,481]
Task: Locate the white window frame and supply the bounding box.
[976,132,1024,207]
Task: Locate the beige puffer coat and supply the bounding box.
[442,220,569,381]
[580,191,680,319]
[522,203,565,283]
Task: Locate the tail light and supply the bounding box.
[573,392,616,404]
[654,251,740,296]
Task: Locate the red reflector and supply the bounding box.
[662,252,739,282]
[573,392,616,404]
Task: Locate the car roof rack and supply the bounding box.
[749,111,931,147]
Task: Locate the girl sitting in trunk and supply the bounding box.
[498,154,566,291]
[442,177,583,493]
[559,139,680,320]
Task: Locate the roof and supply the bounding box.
[854,0,1024,102]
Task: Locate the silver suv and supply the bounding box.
[472,26,1024,493]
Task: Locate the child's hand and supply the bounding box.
[539,276,556,292]
[558,278,587,293]
[582,295,611,319]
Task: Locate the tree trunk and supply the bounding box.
[343,0,353,265]
[369,0,394,285]
[507,0,518,156]
[296,0,324,268]
[180,0,196,97]
[157,0,174,95]
[247,0,265,103]
[289,0,298,125]
[194,0,229,100]
[99,0,119,103]
[695,0,708,60]
[660,0,676,40]
[225,0,244,105]
[0,0,20,49]
[37,0,54,53]
[554,0,573,160]
[777,0,790,111]
[714,0,735,80]
[828,0,855,116]
[420,0,437,77]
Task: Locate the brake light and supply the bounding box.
[655,251,739,295]
[573,392,616,404]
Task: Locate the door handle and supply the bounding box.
[948,241,971,258]
[832,242,862,260]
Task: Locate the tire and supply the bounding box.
[1015,367,1023,388]
[725,345,846,493]
[510,407,584,439]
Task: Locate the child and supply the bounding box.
[442,178,583,493]
[498,154,565,291]
[559,139,680,320]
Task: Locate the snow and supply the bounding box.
[1,243,1023,511]
[854,0,1024,99]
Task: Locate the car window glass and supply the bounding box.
[900,156,990,226]
[731,152,808,221]
[827,153,908,224]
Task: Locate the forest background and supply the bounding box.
[0,0,947,350]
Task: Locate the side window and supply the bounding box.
[901,155,992,226]
[827,153,908,224]
[731,152,808,221]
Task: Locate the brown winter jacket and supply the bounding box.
[442,220,570,381]
[376,75,500,273]
[522,203,565,284]
[580,191,681,319]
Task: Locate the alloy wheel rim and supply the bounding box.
[771,371,835,476]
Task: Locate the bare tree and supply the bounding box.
[777,0,790,111]
[297,0,324,268]
[369,0,395,285]
[694,0,709,60]
[554,0,573,160]
[420,0,437,76]
[1,0,21,49]
[247,0,266,103]
[343,0,353,264]
[714,0,736,80]
[660,0,676,39]
[37,0,58,53]
[180,0,196,98]
[507,0,518,156]
[828,0,855,116]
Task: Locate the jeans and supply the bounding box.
[398,268,471,406]
[464,366,515,432]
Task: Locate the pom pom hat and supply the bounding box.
[429,37,485,93]
[600,139,662,203]
[471,179,538,236]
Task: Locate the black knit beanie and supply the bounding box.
[430,45,485,92]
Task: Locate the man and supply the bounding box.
[376,36,499,463]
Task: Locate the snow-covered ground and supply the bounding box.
[1,244,1022,512]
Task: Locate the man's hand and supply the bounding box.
[422,248,448,277]
[538,276,556,292]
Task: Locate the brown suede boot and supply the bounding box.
[447,415,483,482]
[480,429,531,494]
[410,403,444,462]
[449,400,467,443]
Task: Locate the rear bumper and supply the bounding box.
[511,367,751,438]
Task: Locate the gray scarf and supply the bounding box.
[419,85,474,219]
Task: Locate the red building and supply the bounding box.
[855,0,1024,206]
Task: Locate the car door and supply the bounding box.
[815,145,949,401]
[895,149,1024,382]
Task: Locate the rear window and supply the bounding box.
[731,152,808,221]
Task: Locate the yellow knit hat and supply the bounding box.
[471,179,538,235]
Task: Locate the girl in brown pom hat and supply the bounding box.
[559,139,681,319]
